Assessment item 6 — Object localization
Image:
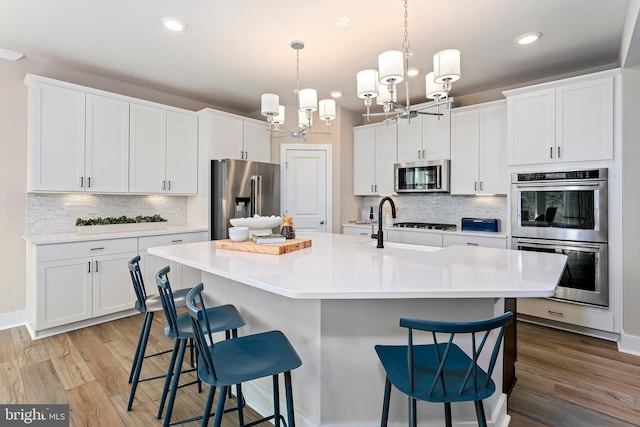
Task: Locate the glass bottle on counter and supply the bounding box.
[281,216,296,239]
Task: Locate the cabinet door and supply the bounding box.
[37,257,92,329]
[93,252,137,316]
[353,127,376,195]
[166,111,198,194]
[243,120,272,162]
[556,77,614,162]
[397,116,423,163]
[211,114,244,159]
[478,102,507,195]
[129,103,167,193]
[375,124,398,195]
[424,107,451,160]
[450,109,480,195]
[29,84,85,192]
[85,94,129,193]
[507,89,555,165]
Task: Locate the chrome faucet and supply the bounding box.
[372,197,396,248]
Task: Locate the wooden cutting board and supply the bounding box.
[215,238,312,255]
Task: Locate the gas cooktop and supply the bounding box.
[393,222,457,231]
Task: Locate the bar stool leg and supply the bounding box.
[157,339,180,419]
[127,311,153,411]
[162,338,188,427]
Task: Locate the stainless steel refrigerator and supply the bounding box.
[210,158,281,240]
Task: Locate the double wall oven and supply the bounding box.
[511,169,609,307]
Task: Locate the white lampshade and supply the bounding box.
[378,50,404,85]
[357,69,379,99]
[376,82,396,105]
[433,49,461,84]
[298,110,312,128]
[272,105,285,125]
[426,72,448,99]
[319,99,336,121]
[261,93,279,117]
[298,88,318,112]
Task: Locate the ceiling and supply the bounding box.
[0,0,632,116]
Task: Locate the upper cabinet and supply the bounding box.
[204,109,271,162]
[451,100,507,195]
[24,74,198,195]
[397,105,451,163]
[504,70,617,165]
[129,104,198,194]
[353,122,397,196]
[26,78,129,193]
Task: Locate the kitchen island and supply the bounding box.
[148,232,566,427]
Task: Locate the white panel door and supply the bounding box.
[129,103,167,193]
[85,94,130,193]
[283,146,331,232]
[30,83,86,191]
[166,111,198,194]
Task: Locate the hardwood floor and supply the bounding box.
[1,315,639,426]
[509,321,640,427]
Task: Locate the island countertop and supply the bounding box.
[147,232,566,300]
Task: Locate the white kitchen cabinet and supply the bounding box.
[397,106,451,163]
[25,78,130,193]
[129,103,198,194]
[505,70,616,165]
[442,233,507,249]
[138,231,209,296]
[451,100,507,195]
[205,109,271,162]
[353,123,397,195]
[33,238,137,330]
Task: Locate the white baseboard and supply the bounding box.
[618,331,640,356]
[0,310,26,331]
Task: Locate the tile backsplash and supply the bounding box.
[26,193,188,235]
[362,194,508,230]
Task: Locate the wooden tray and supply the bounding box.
[215,238,312,255]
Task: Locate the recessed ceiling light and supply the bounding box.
[516,32,541,45]
[161,17,187,32]
[407,67,421,77]
[336,17,351,27]
[330,90,342,98]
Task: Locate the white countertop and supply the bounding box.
[24,225,208,245]
[147,232,565,300]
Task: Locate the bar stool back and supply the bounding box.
[375,312,513,427]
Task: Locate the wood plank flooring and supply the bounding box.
[1,315,639,426]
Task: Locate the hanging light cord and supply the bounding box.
[403,0,411,112]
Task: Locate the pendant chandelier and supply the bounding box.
[356,0,461,121]
[261,41,336,139]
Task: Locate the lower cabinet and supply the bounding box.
[28,230,208,337]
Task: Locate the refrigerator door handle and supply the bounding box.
[251,175,262,216]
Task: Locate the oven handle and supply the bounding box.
[514,238,601,250]
[514,182,602,189]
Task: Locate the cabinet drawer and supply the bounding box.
[139,231,208,251]
[36,238,138,262]
[386,230,443,247]
[517,297,614,332]
[443,234,507,249]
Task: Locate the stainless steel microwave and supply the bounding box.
[394,160,450,193]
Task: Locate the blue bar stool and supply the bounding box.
[156,266,245,427]
[186,283,303,427]
[375,312,514,427]
[127,255,194,411]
